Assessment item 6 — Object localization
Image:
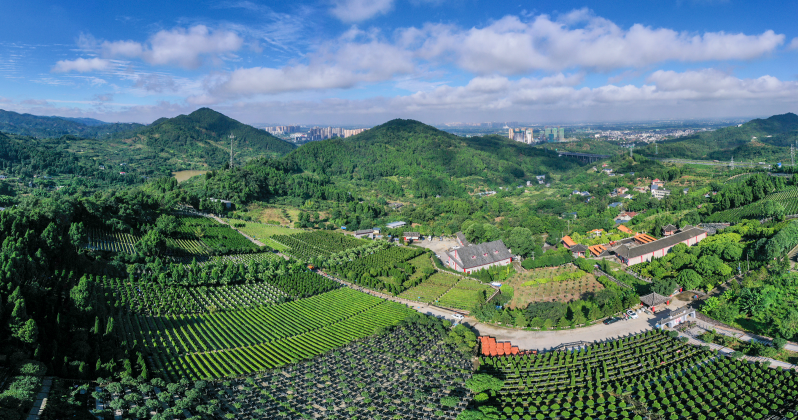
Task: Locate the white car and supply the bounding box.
[626,309,639,319]
[452,314,464,320]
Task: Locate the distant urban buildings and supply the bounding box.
[508,128,535,144]
[264,125,300,135]
[544,127,565,142]
[264,126,369,143]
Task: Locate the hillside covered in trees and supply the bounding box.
[115,108,295,168]
[286,118,581,195]
[637,112,798,161]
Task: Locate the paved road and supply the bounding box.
[468,310,666,351]
[26,377,52,420]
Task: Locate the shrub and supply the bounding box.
[772,337,787,350]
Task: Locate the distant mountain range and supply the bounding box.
[0,109,144,138]
[637,112,798,161]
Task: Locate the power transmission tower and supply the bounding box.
[629,144,633,158]
[229,134,235,169]
[791,142,795,167]
[730,156,734,170]
[654,141,657,155]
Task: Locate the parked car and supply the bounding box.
[626,309,639,319]
[603,317,621,325]
[452,314,464,320]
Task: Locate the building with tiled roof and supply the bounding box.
[446,240,512,274]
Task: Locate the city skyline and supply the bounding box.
[0,0,796,125]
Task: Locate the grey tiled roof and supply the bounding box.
[451,240,512,269]
[640,292,670,307]
[615,228,706,260]
[570,244,588,253]
[456,232,471,246]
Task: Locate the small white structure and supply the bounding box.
[658,307,697,329]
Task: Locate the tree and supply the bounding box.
[465,374,504,394]
[779,309,798,340]
[14,319,38,344]
[652,278,679,296]
[68,222,87,250]
[677,269,703,291]
[155,215,179,235]
[137,229,166,257]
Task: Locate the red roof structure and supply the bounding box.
[479,336,524,356]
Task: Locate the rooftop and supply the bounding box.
[640,292,670,307]
[617,228,706,260]
[449,240,512,269]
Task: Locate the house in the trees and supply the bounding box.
[386,221,406,228]
[614,227,708,266]
[403,232,421,241]
[570,244,588,257]
[561,235,577,249]
[662,224,677,236]
[446,240,512,274]
[617,225,633,235]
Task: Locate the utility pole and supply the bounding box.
[629,144,633,158]
[791,142,795,167]
[229,134,235,169]
[730,156,734,170]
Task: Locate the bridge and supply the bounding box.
[557,152,611,163]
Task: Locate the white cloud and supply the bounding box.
[331,0,394,22]
[409,11,785,74]
[789,37,798,50]
[204,31,414,97]
[101,25,243,69]
[52,57,113,73]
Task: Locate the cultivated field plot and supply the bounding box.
[405,254,436,284]
[506,265,604,308]
[272,230,367,260]
[213,321,473,420]
[399,271,460,303]
[706,187,798,222]
[106,270,339,314]
[105,278,288,314]
[165,237,210,256]
[470,330,798,420]
[232,221,297,240]
[119,288,415,380]
[174,216,261,254]
[437,279,494,310]
[85,228,140,253]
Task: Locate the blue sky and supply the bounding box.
[0,0,797,125]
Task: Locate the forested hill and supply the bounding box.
[115,108,296,168]
[285,118,579,189]
[0,109,143,138]
[637,112,798,161]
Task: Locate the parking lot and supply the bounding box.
[414,236,460,262]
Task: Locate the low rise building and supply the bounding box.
[446,240,512,274]
[652,188,671,199]
[614,227,707,266]
[403,232,421,241]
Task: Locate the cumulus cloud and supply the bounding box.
[204,31,414,97]
[52,57,113,73]
[101,25,243,69]
[408,11,785,73]
[331,0,394,22]
[789,37,798,50]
